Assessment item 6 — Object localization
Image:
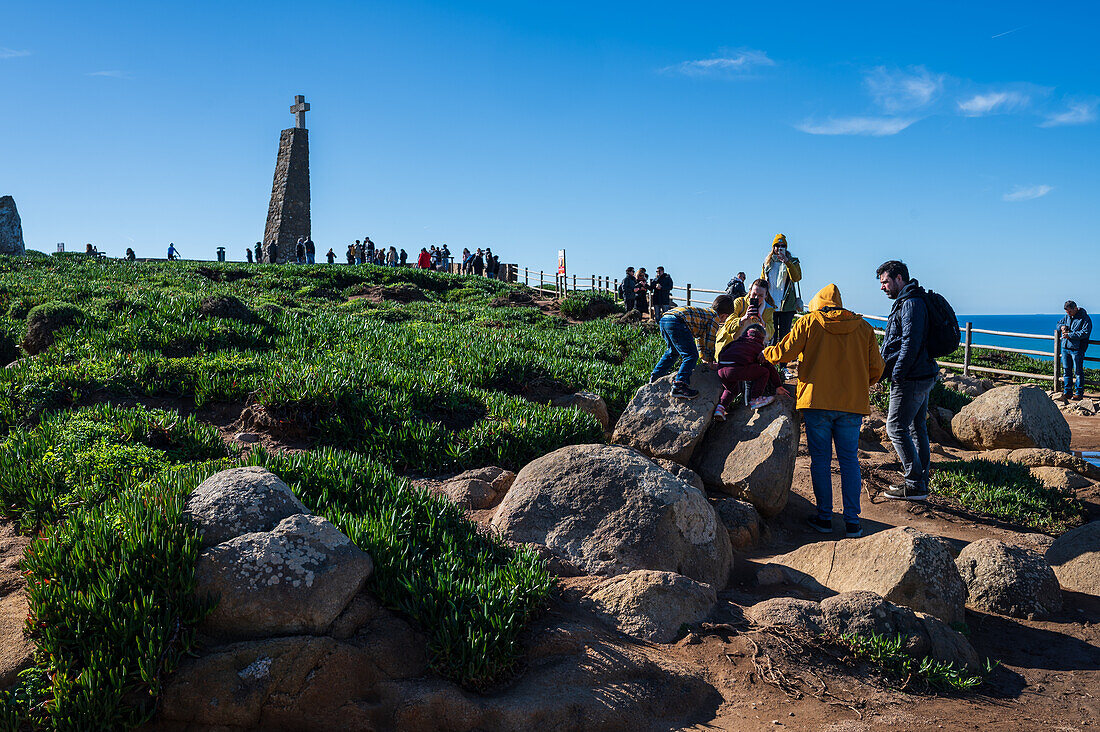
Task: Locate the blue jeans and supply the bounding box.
[1063,348,1086,395]
[306,253,315,264]
[651,315,698,384]
[887,377,935,489]
[803,410,863,523]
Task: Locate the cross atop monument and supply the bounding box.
[290,95,310,129]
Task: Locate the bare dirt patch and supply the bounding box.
[0,520,32,688]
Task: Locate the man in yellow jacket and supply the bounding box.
[763,284,884,538]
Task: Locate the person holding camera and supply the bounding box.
[1059,300,1093,401]
[761,234,802,378]
[650,266,674,320]
[716,278,775,346]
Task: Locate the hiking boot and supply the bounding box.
[806,516,833,534]
[1059,392,1072,403]
[1071,394,1083,401]
[671,382,699,400]
[749,395,775,409]
[649,374,662,384]
[883,484,929,501]
[713,404,727,421]
[845,522,863,538]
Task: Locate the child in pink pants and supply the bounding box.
[715,325,782,419]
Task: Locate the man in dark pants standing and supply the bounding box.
[619,267,637,312]
[877,260,937,501]
[650,266,674,320]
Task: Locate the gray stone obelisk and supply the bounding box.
[0,196,26,256]
[262,95,311,263]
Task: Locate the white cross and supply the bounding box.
[290,95,310,128]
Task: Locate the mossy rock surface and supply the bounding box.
[22,301,84,354]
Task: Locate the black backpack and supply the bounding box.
[920,289,961,358]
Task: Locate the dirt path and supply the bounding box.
[0,520,32,688]
[1067,413,1100,452]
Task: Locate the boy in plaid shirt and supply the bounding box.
[650,295,736,399]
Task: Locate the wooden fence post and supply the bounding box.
[686,284,692,307]
[1054,329,1062,392]
[613,278,618,298]
[524,269,528,285]
[963,322,973,377]
[539,270,544,292]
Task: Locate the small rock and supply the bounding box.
[1029,466,1091,491]
[581,570,717,643]
[713,497,767,549]
[185,467,309,548]
[1046,521,1100,596]
[551,391,610,429]
[235,432,260,443]
[441,478,497,509]
[956,539,1062,617]
[195,514,373,639]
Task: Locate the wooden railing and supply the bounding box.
[517,266,1097,391]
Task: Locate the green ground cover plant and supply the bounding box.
[931,458,1086,534]
[559,290,624,320]
[0,256,661,728]
[833,631,995,692]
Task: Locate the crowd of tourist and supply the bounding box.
[239,237,506,278]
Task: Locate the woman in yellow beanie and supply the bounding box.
[761,234,802,378]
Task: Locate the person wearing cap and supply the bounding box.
[618,267,637,312]
[761,234,802,379]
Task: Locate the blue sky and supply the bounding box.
[3,1,1097,315]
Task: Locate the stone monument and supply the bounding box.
[262,95,311,263]
[0,196,26,256]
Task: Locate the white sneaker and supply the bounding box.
[783,368,795,380]
[749,395,774,409]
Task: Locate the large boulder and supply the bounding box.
[580,570,716,643]
[713,497,767,549]
[757,527,968,624]
[185,467,309,548]
[196,514,373,639]
[747,591,979,669]
[491,444,732,588]
[1046,522,1100,596]
[611,371,723,464]
[955,539,1062,617]
[692,396,799,517]
[0,196,25,256]
[951,385,1070,451]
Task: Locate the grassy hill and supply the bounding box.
[0,255,661,729]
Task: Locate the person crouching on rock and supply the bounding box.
[714,325,785,420]
[762,284,884,539]
[649,295,735,400]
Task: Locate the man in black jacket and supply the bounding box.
[619,267,637,312]
[650,266,674,320]
[877,260,937,501]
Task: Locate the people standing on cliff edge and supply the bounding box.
[763,283,884,538]
[761,234,802,379]
[254,241,263,264]
[877,260,937,502]
[726,272,747,299]
[326,248,336,265]
[650,266,674,320]
[1059,300,1093,402]
[649,295,735,399]
[246,248,253,264]
[305,237,316,264]
[125,247,136,261]
[167,243,179,261]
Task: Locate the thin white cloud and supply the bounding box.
[957,91,1030,116]
[0,47,31,59]
[865,66,944,112]
[86,70,132,79]
[1040,100,1097,127]
[1003,184,1053,202]
[796,116,918,136]
[991,26,1027,39]
[662,49,774,76]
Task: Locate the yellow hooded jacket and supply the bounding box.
[762,284,885,414]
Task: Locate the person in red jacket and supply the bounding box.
[417,247,432,269]
[715,325,785,420]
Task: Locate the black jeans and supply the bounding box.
[772,310,796,366]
